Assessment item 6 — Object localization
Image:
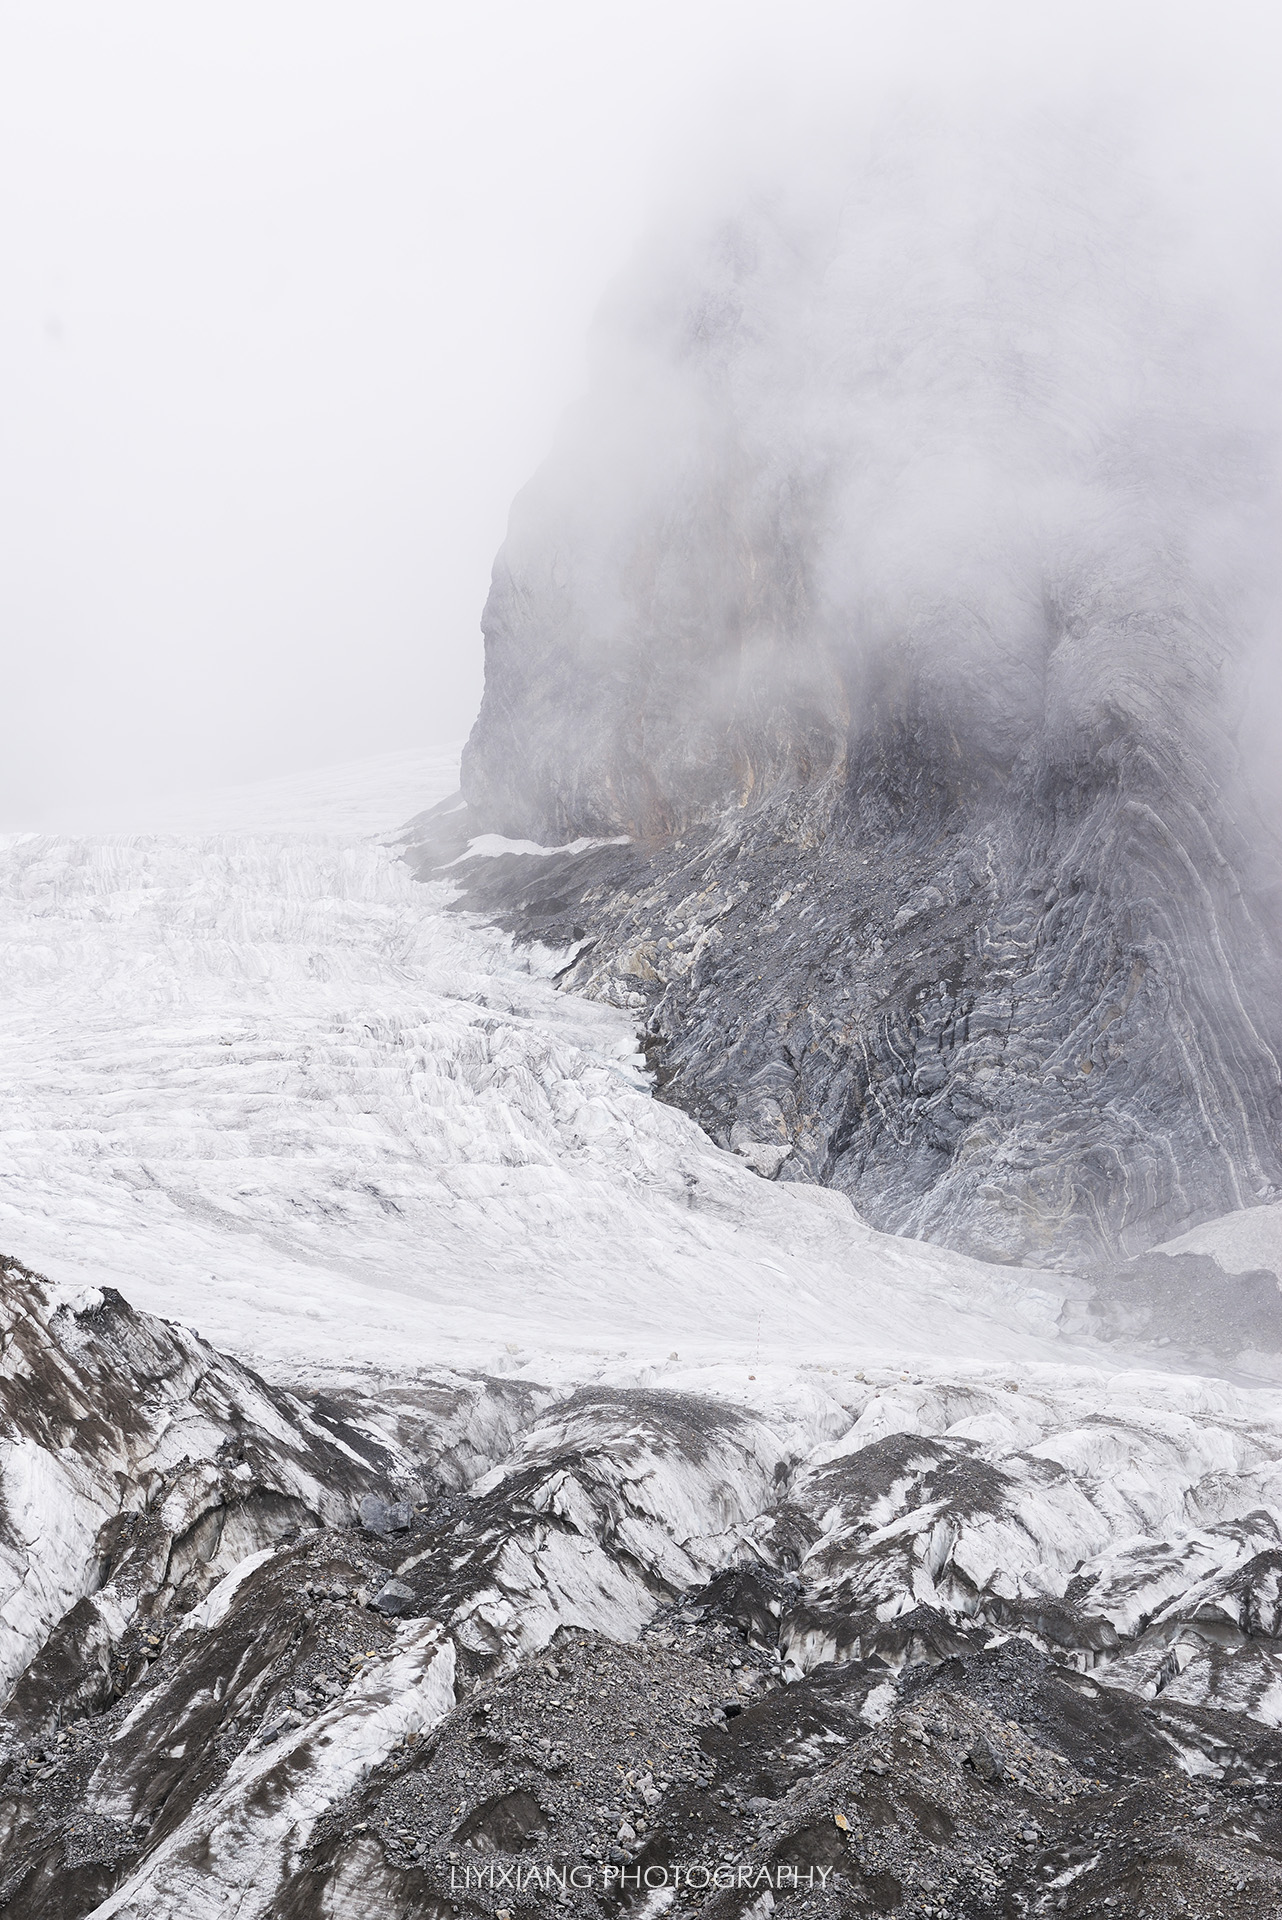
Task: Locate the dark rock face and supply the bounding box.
[433,117,1282,1265]
[421,773,1282,1266]
[0,1255,433,1748]
[10,1261,1282,1916]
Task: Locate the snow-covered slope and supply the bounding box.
[1158,1202,1282,1283]
[0,750,1091,1386]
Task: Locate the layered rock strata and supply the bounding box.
[416,115,1282,1264]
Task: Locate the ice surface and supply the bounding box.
[446,832,632,864]
[0,750,1097,1388]
[5,755,1282,1920]
[1156,1200,1282,1281]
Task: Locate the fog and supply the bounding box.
[2,2,1280,829]
[471,83,1282,842]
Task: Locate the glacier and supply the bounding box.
[3,753,1282,1915]
[0,748,1095,1385]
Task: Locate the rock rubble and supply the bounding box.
[5,1260,1282,1913]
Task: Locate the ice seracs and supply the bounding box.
[0,751,1114,1383]
[3,752,1282,1917]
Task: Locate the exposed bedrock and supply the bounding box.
[419,114,1282,1265]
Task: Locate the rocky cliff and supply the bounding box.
[421,111,1282,1265]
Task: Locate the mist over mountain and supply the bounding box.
[15,62,1282,1920]
[431,102,1282,1265]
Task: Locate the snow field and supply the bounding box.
[0,751,1087,1385]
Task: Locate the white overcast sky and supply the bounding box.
[1,1,1279,827]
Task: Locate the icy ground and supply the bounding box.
[0,748,1104,1388]
[8,756,1282,1918]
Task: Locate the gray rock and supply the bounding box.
[8,1251,1282,1918]
[370,1578,416,1617]
[357,1495,412,1536]
[424,119,1282,1268]
[1083,1251,1282,1357]
[967,1736,1005,1784]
